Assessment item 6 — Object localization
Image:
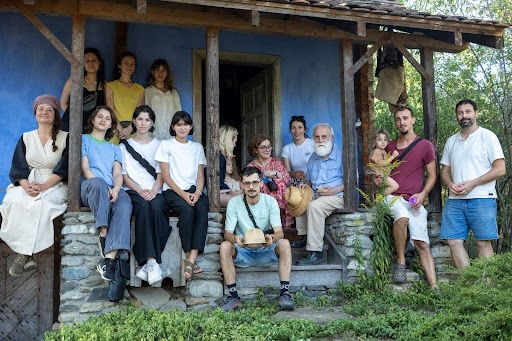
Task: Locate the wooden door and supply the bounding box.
[0,242,55,340]
[240,69,271,166]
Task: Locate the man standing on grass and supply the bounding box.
[440,99,505,269]
[386,106,440,293]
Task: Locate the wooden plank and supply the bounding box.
[192,50,203,144]
[340,39,357,212]
[347,31,390,76]
[133,0,147,14]
[392,38,434,82]
[206,27,220,212]
[68,14,85,212]
[356,20,366,36]
[11,1,80,68]
[420,47,442,213]
[454,28,462,46]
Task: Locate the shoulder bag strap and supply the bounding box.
[243,195,259,228]
[120,139,157,180]
[396,137,422,162]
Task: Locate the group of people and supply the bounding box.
[0,48,505,311]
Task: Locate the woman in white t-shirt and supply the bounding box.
[120,105,169,285]
[155,111,208,281]
[281,115,315,186]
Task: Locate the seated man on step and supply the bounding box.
[293,123,344,266]
[219,166,294,312]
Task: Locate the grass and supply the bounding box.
[45,253,512,340]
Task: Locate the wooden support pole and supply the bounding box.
[420,47,441,213]
[206,27,220,212]
[340,39,357,211]
[68,14,85,212]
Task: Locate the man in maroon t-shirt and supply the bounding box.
[385,107,440,293]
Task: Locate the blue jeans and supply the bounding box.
[234,243,278,268]
[440,198,498,240]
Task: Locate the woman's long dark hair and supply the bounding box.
[84,47,105,88]
[112,51,136,80]
[147,59,175,91]
[85,105,118,141]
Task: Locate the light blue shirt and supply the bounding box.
[81,134,123,187]
[225,193,281,236]
[306,143,344,196]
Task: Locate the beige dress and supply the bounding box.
[0,130,68,255]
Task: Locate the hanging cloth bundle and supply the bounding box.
[375,45,406,106]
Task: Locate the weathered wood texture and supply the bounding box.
[420,47,442,213]
[0,243,55,340]
[340,39,357,211]
[68,14,85,212]
[206,27,220,212]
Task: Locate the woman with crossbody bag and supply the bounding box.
[120,105,169,285]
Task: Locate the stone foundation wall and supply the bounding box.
[58,211,225,323]
[325,211,450,283]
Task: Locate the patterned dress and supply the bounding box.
[246,157,293,228]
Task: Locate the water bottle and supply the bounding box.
[409,197,420,216]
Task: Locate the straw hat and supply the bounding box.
[242,228,266,248]
[285,185,313,217]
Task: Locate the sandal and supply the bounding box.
[184,260,194,281]
[193,264,203,275]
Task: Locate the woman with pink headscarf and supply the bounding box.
[0,94,69,277]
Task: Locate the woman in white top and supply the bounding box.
[281,115,315,186]
[120,105,169,285]
[145,59,182,140]
[155,111,208,281]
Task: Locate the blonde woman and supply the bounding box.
[219,125,241,207]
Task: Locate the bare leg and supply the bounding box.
[414,240,437,288]
[275,239,292,282]
[446,239,470,269]
[220,193,237,207]
[220,241,238,285]
[186,249,199,265]
[476,240,494,259]
[393,217,408,265]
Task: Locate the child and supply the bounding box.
[223,158,241,194]
[369,129,399,195]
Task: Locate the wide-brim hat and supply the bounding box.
[285,185,313,217]
[242,228,266,248]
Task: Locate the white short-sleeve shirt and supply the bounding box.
[281,138,315,173]
[120,138,162,192]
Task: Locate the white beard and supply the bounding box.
[315,140,333,157]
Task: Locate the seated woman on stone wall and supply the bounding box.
[0,94,69,277]
[246,134,293,229]
[80,105,132,282]
[219,125,242,207]
[120,105,169,285]
[155,111,209,281]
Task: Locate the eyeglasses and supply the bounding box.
[291,115,304,120]
[258,145,272,150]
[242,180,261,188]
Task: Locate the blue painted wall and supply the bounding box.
[0,14,342,201]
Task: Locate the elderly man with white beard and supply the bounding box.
[292,123,344,265]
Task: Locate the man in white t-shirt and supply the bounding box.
[219,166,294,312]
[440,99,506,269]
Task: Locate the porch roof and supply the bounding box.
[1,0,510,52]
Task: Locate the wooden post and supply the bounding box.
[420,46,442,213]
[206,27,220,212]
[68,14,85,212]
[340,39,357,211]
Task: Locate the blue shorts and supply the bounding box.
[440,198,498,240]
[234,243,278,268]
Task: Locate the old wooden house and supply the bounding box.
[0,0,509,339]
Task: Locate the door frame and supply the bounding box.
[192,49,282,157]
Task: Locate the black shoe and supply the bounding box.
[291,236,307,249]
[278,293,294,311]
[98,236,106,258]
[97,258,115,282]
[295,251,326,266]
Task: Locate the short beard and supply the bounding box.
[458,119,474,129]
[315,140,333,157]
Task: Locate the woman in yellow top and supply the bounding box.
[106,51,145,144]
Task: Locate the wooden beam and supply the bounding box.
[454,28,463,46]
[347,31,390,76]
[391,38,434,82]
[420,47,441,213]
[133,0,147,14]
[68,14,85,212]
[340,39,358,211]
[206,27,220,212]
[12,1,80,68]
[356,21,366,37]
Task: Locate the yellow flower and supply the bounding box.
[375,194,384,203]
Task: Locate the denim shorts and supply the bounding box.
[440,198,498,240]
[234,243,278,268]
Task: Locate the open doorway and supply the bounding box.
[192,50,282,170]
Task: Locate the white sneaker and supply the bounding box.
[147,262,163,285]
[136,264,148,282]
